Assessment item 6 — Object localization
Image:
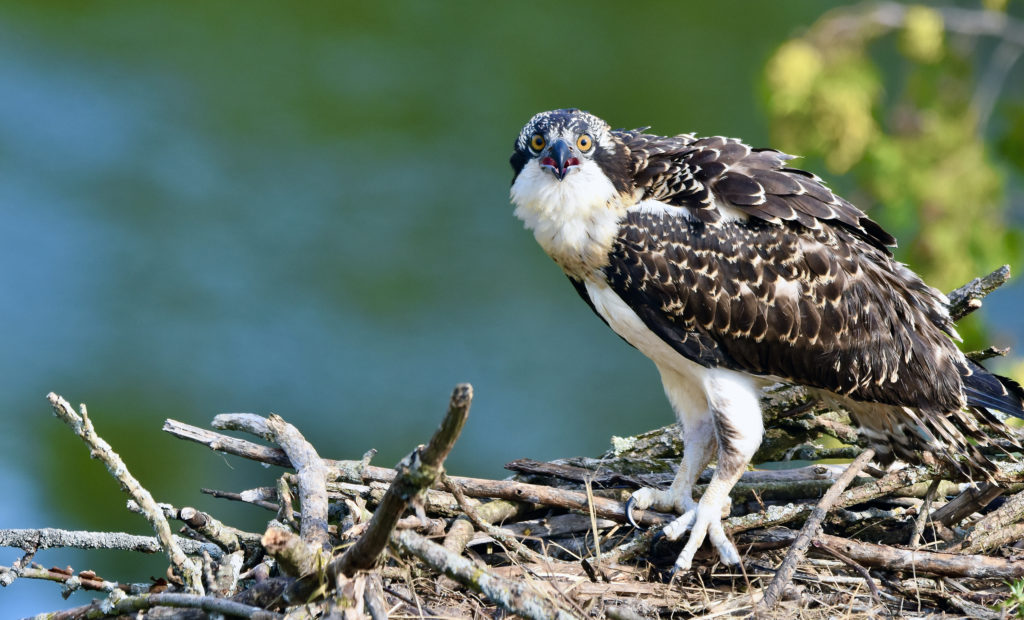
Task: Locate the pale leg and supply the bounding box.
[628,366,713,521]
[671,368,764,571]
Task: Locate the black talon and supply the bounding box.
[625,496,644,529]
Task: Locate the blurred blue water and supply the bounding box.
[0,3,1020,616]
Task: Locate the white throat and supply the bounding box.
[511,158,627,279]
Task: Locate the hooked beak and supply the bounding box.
[540,140,579,180]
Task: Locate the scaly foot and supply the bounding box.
[627,487,739,571]
[668,498,739,572]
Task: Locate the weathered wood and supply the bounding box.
[758,448,876,610]
[958,487,1024,553]
[394,529,579,620]
[329,384,472,579]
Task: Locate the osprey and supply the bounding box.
[509,108,1024,572]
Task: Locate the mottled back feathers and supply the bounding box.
[614,130,897,252]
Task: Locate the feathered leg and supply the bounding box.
[628,367,764,571]
[627,367,715,534]
[669,368,764,571]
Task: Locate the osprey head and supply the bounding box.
[509,109,634,278]
[510,109,631,192]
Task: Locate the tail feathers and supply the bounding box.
[963,360,1024,419]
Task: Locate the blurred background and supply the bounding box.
[1,1,1022,615]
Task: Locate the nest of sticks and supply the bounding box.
[4,266,1024,619]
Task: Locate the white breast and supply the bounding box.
[511,159,626,278]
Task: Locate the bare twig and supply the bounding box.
[394,529,577,620]
[758,448,876,610]
[909,478,942,548]
[441,474,547,564]
[443,499,531,556]
[724,463,937,534]
[265,414,331,551]
[47,392,204,593]
[0,528,222,558]
[812,540,890,616]
[201,487,281,513]
[947,265,1012,321]
[329,384,472,579]
[36,591,283,620]
[0,564,150,596]
[126,500,251,553]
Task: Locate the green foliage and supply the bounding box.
[762,4,1022,351]
[997,578,1024,617]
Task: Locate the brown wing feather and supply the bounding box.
[613,130,897,251]
[603,210,965,412]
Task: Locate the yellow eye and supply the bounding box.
[577,134,593,152]
[530,134,546,152]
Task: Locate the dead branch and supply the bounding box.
[214,413,331,552]
[0,564,149,596]
[201,487,281,512]
[908,478,942,548]
[957,487,1024,553]
[759,448,876,610]
[443,499,531,556]
[41,591,283,620]
[125,500,253,553]
[441,474,548,564]
[932,482,1004,527]
[724,463,937,534]
[394,528,578,620]
[0,528,222,558]
[947,264,1012,320]
[812,540,890,615]
[260,526,320,578]
[328,383,472,580]
[47,392,205,594]
[820,531,1024,579]
[747,528,1024,579]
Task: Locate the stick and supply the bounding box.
[329,384,472,579]
[34,591,283,620]
[931,482,1004,527]
[48,393,204,593]
[263,414,331,551]
[746,528,1024,580]
[0,564,149,596]
[0,528,222,558]
[958,487,1024,553]
[125,501,251,553]
[441,474,546,564]
[946,264,1011,321]
[443,499,531,556]
[758,448,876,610]
[174,419,982,526]
[812,540,890,616]
[724,462,935,534]
[908,478,942,548]
[201,488,281,513]
[394,529,577,620]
